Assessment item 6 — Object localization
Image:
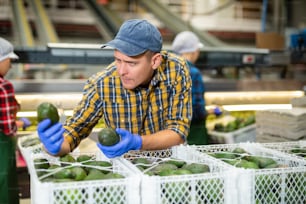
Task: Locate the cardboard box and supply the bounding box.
[256,32,285,50]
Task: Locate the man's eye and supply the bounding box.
[128,62,136,66]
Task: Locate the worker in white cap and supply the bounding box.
[172,31,222,145]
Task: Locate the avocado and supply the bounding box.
[172,169,193,175]
[76,154,94,163]
[71,166,87,181]
[103,172,125,179]
[98,127,120,146]
[36,102,59,124]
[244,156,277,168]
[59,154,76,164]
[151,163,178,175]
[232,147,249,155]
[182,163,210,174]
[83,160,112,174]
[132,157,152,169]
[221,159,240,166]
[158,169,176,176]
[53,168,74,179]
[162,159,186,168]
[84,169,105,180]
[235,160,259,169]
[34,158,50,169]
[213,152,237,159]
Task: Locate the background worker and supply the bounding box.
[0,37,20,204]
[172,31,221,145]
[37,19,192,158]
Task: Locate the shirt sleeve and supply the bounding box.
[63,75,103,151]
[165,60,192,140]
[0,81,18,136]
[191,69,206,120]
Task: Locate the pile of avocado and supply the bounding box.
[131,157,210,176]
[214,115,255,132]
[34,154,124,182]
[208,147,280,169]
[289,146,306,159]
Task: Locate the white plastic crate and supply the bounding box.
[123,147,237,204]
[187,143,306,204]
[18,134,43,166]
[260,140,306,161]
[208,124,256,143]
[28,151,140,204]
[256,109,306,140]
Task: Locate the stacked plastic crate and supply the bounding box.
[256,108,306,142]
[186,143,306,204]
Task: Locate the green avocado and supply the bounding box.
[98,127,120,146]
[181,163,210,174]
[36,102,59,124]
[53,168,74,179]
[162,159,187,168]
[59,154,76,163]
[235,160,259,169]
[34,158,50,170]
[151,163,178,175]
[84,169,105,180]
[244,156,277,168]
[213,151,237,159]
[71,166,87,181]
[76,154,94,163]
[132,157,152,169]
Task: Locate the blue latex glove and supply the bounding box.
[19,117,31,130]
[214,107,222,116]
[97,128,142,158]
[37,119,65,155]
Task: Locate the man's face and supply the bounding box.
[0,58,12,76]
[114,50,158,90]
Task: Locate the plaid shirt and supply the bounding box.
[64,51,192,150]
[0,76,18,136]
[186,60,206,121]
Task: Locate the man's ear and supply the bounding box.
[151,53,162,70]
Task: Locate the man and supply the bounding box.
[172,31,221,145]
[38,19,192,158]
[0,37,20,204]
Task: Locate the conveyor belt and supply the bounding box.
[27,0,59,44]
[139,0,228,47]
[11,0,35,47]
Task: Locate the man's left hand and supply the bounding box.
[97,128,142,158]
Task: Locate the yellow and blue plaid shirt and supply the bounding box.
[64,51,192,151]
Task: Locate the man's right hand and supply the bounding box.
[37,119,65,155]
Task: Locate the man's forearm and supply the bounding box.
[141,129,184,150]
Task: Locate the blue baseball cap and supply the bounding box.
[102,19,162,56]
